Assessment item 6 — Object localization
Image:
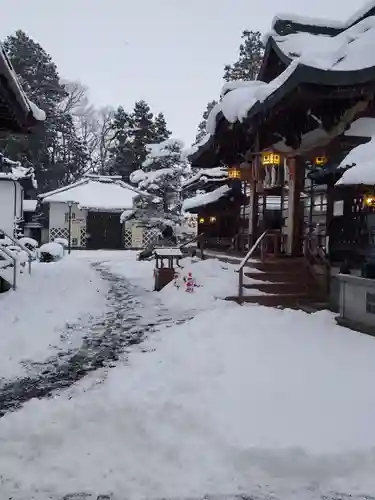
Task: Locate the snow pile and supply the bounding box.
[182,184,231,211]
[39,242,64,259]
[41,177,144,211]
[18,237,38,249]
[0,255,108,380]
[2,282,375,497]
[54,237,69,248]
[336,136,375,185]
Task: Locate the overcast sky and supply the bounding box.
[2,0,361,145]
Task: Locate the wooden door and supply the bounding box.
[86,212,123,249]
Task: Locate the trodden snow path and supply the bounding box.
[0,252,194,416]
[1,251,375,499]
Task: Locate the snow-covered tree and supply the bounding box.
[195,100,218,144]
[130,138,189,220]
[223,30,264,82]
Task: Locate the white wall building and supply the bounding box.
[40,175,158,249]
[0,177,23,238]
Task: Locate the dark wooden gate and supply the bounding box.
[86,212,123,250]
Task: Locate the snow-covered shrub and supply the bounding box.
[18,237,38,251]
[54,237,69,248]
[38,242,64,263]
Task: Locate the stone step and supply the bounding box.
[243,282,321,295]
[249,260,309,273]
[226,293,326,308]
[244,271,314,283]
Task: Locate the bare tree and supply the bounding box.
[58,80,115,174]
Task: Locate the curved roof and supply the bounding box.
[0,45,45,132]
[192,3,375,167]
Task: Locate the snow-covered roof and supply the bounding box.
[40,175,149,211]
[184,134,211,159]
[182,185,232,212]
[336,136,375,186]
[154,248,182,257]
[206,61,298,135]
[0,159,37,189]
[181,166,228,190]
[23,200,38,212]
[271,1,375,33]
[344,117,375,137]
[206,8,375,136]
[0,44,46,126]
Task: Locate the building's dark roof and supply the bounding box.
[0,45,46,133]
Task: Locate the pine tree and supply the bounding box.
[153,112,171,143]
[0,30,88,191]
[107,106,134,181]
[131,100,156,171]
[223,30,264,82]
[195,100,218,144]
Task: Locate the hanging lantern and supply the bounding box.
[364,195,375,207]
[209,216,217,223]
[198,217,205,224]
[314,156,327,167]
[261,152,281,166]
[228,166,241,179]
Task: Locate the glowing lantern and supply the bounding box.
[209,216,217,223]
[198,217,205,224]
[228,166,241,179]
[261,152,281,166]
[314,156,327,167]
[365,195,375,207]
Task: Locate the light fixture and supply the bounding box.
[314,156,327,167]
[198,217,205,224]
[261,152,281,166]
[228,167,241,179]
[209,216,217,223]
[364,195,375,207]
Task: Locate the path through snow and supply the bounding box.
[0,258,193,416]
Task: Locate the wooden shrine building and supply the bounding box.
[188,3,375,314]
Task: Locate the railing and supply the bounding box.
[179,232,204,250]
[236,230,268,298]
[0,229,33,275]
[0,246,17,290]
[303,233,330,296]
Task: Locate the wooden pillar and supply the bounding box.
[248,179,258,247]
[286,157,305,256]
[325,180,334,253]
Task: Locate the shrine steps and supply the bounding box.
[233,255,328,310]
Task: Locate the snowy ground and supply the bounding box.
[1,251,375,499]
[0,255,108,380]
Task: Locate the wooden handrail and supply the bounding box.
[0,229,33,275]
[237,230,268,298]
[0,246,17,290]
[179,232,204,250]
